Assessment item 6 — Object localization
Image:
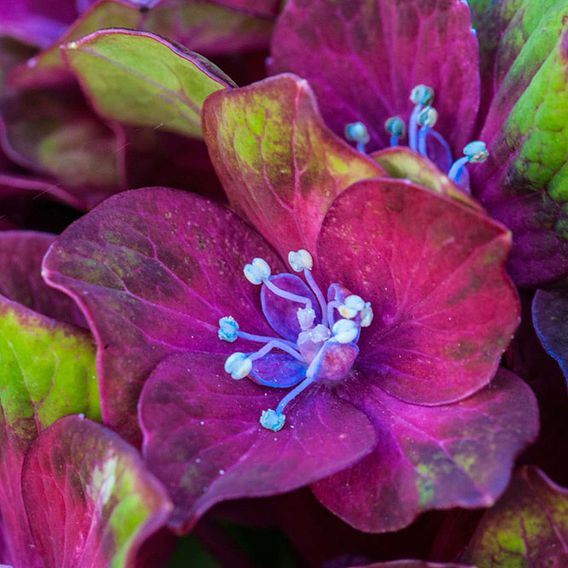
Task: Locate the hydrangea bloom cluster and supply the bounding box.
[1,0,568,566]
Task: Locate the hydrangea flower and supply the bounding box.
[43,74,538,533]
[269,0,568,287]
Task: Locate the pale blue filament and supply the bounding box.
[274,376,315,415]
[409,104,422,151]
[303,269,328,327]
[237,330,297,350]
[262,278,312,308]
[448,156,469,182]
[248,340,304,363]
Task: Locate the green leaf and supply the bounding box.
[63,29,235,138]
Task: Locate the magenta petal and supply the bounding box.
[22,416,172,568]
[42,188,284,443]
[270,0,480,152]
[261,273,321,341]
[312,369,538,533]
[139,352,376,533]
[318,179,519,405]
[0,231,85,326]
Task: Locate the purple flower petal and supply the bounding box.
[202,73,384,259]
[270,0,480,153]
[42,188,285,443]
[139,351,376,532]
[312,369,538,533]
[22,415,172,568]
[318,178,519,405]
[532,287,568,382]
[461,466,568,566]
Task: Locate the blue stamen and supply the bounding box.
[409,85,434,152]
[385,116,405,147]
[249,340,304,363]
[345,121,370,154]
[262,277,312,308]
[417,106,438,157]
[221,251,373,432]
[448,141,489,185]
[409,105,422,151]
[327,300,340,328]
[303,268,328,327]
[237,330,297,350]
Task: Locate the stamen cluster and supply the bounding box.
[218,250,373,432]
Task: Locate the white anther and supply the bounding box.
[332,319,359,344]
[297,307,316,331]
[339,294,365,319]
[288,249,313,272]
[360,302,374,327]
[311,324,331,343]
[224,352,252,380]
[244,257,271,285]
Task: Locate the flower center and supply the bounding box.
[344,85,489,192]
[218,249,373,432]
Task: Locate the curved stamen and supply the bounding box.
[236,330,297,350]
[409,105,422,151]
[303,269,328,327]
[417,106,438,157]
[327,300,341,328]
[262,277,312,309]
[249,340,304,362]
[260,376,315,432]
[409,85,434,151]
[448,141,489,186]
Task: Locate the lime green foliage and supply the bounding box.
[64,30,234,138]
[463,467,568,567]
[0,302,100,442]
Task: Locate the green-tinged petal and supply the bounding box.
[462,466,568,567]
[63,29,235,138]
[473,2,568,286]
[0,298,100,437]
[203,74,384,258]
[23,416,172,568]
[0,295,100,565]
